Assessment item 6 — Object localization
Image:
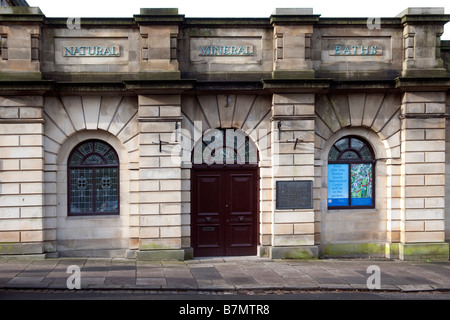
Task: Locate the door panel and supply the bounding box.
[229,175,253,214]
[228,224,254,256]
[227,173,256,255]
[192,168,258,257]
[196,225,221,249]
[196,174,221,225]
[193,172,224,256]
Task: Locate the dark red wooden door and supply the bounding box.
[192,168,258,257]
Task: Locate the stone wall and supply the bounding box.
[270,94,316,258]
[400,92,448,260]
[134,95,185,260]
[0,96,44,254]
[178,25,273,80]
[0,12,42,80]
[41,27,140,81]
[312,25,403,80]
[446,94,450,242]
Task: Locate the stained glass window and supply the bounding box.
[68,140,119,216]
[327,136,375,209]
[192,129,257,165]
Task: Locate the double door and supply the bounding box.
[191,167,258,257]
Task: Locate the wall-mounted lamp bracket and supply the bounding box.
[286,138,304,150]
[277,121,282,140]
[175,122,180,142]
[153,140,169,153]
[294,138,300,150]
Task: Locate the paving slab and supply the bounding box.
[0,257,449,293]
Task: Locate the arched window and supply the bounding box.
[68,140,119,216]
[192,129,257,166]
[327,136,375,209]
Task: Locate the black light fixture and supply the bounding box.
[277,121,282,140]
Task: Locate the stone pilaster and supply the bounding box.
[0,7,43,80]
[136,8,183,80]
[135,94,187,260]
[400,8,450,78]
[0,95,45,255]
[271,8,318,79]
[269,93,318,259]
[399,91,449,260]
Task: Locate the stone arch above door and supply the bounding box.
[181,95,272,163]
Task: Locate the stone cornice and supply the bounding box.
[0,6,44,23]
[123,79,195,94]
[317,17,401,26]
[395,77,450,91]
[400,14,450,25]
[44,17,135,27]
[0,80,53,95]
[261,78,332,93]
[5,78,446,95]
[133,8,185,25]
[270,14,321,25]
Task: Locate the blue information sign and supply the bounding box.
[328,164,349,206]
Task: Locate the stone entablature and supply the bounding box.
[1,7,449,81]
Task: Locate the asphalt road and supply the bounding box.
[1,289,450,300]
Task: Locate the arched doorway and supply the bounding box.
[191,129,259,257]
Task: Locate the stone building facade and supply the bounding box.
[0,6,450,261]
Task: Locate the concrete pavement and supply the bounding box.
[1,256,450,293]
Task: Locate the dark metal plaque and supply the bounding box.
[276,181,313,210]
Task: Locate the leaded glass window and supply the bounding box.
[192,129,257,165]
[68,140,119,216]
[327,136,375,209]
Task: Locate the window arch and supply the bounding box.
[327,136,375,209]
[68,140,119,216]
[192,128,258,166]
